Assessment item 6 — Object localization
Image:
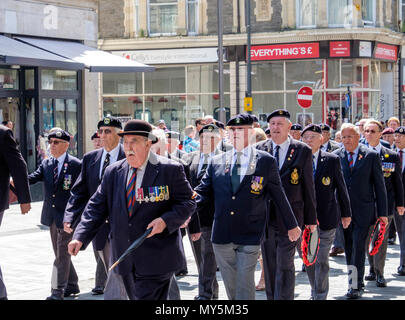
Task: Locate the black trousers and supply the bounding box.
[122,271,173,300]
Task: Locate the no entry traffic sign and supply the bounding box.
[297,86,313,109]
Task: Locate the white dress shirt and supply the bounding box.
[272,137,290,169]
[231,146,252,183]
[312,149,320,171]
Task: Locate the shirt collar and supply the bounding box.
[313,149,320,162]
[233,145,252,159]
[130,151,151,172]
[55,152,67,164]
[345,145,360,156]
[103,143,120,159]
[273,137,290,151]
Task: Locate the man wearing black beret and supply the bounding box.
[28,128,82,300]
[290,123,302,141]
[195,113,299,300]
[64,116,127,299]
[301,124,351,300]
[214,120,233,152]
[256,109,317,300]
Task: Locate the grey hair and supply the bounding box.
[340,123,360,135]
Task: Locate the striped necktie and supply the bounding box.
[126,168,137,217]
[53,159,59,186]
[400,151,404,172]
[274,145,280,168]
[101,153,110,180]
[348,152,354,170]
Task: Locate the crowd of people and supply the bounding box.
[0,112,404,300]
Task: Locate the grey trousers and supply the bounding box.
[0,211,7,299]
[212,242,260,300]
[198,227,219,299]
[93,244,107,288]
[306,228,336,300]
[99,240,128,300]
[49,222,78,295]
[393,210,405,267]
[333,222,345,249]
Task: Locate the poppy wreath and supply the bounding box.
[301,224,320,267]
[368,218,387,256]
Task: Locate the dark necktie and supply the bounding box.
[400,151,404,172]
[312,155,316,177]
[274,145,280,168]
[198,154,210,180]
[231,152,243,194]
[126,168,137,217]
[53,159,59,186]
[348,152,354,170]
[101,153,110,180]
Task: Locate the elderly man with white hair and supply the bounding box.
[333,122,388,299]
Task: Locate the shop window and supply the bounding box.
[103,72,142,94]
[187,0,198,35]
[362,0,375,26]
[252,62,284,91]
[148,0,178,36]
[286,60,324,90]
[296,0,317,28]
[327,60,340,89]
[328,0,352,27]
[41,69,77,91]
[25,69,35,90]
[341,59,362,88]
[252,93,285,126]
[187,64,230,93]
[0,69,19,90]
[145,66,185,93]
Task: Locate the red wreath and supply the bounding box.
[301,226,320,267]
[368,218,387,256]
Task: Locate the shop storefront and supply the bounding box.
[104,47,230,132]
[249,41,398,132]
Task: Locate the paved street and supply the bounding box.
[1,201,405,300]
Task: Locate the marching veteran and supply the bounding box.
[68,120,196,300]
[195,113,300,300]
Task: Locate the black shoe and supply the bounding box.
[46,294,64,300]
[302,263,306,272]
[365,271,376,281]
[388,238,396,245]
[194,295,210,300]
[64,287,80,297]
[397,266,405,276]
[91,286,104,295]
[376,274,387,287]
[0,297,8,300]
[346,288,362,299]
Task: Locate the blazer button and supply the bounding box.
[230,211,235,215]
[52,205,55,208]
[129,223,132,227]
[52,195,55,198]
[232,196,236,200]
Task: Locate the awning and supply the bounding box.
[15,37,154,73]
[0,35,84,70]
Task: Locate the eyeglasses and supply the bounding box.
[97,128,112,135]
[48,140,66,145]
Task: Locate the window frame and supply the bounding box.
[361,0,376,26]
[186,0,199,35]
[147,0,179,37]
[327,0,353,28]
[296,0,317,29]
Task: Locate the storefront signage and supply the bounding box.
[330,41,350,57]
[250,43,320,61]
[113,48,218,64]
[374,43,397,61]
[359,41,372,57]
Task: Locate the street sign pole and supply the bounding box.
[217,0,226,123]
[245,0,252,114]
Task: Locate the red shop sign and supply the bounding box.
[330,41,351,57]
[374,43,397,61]
[250,42,320,61]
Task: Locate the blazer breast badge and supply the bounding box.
[251,176,263,194]
[322,176,331,186]
[290,168,299,185]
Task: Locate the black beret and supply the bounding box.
[214,120,225,129]
[199,124,220,136]
[165,131,180,140]
[227,113,255,126]
[117,119,157,144]
[48,129,70,142]
[97,116,122,129]
[291,123,303,131]
[264,128,270,135]
[319,123,330,131]
[395,126,405,135]
[91,131,99,140]
[267,109,290,122]
[251,114,259,122]
[302,124,322,136]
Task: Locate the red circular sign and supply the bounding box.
[297,86,313,109]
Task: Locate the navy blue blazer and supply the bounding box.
[0,126,31,211]
[64,145,126,250]
[29,153,81,228]
[314,150,352,230]
[379,146,404,215]
[195,147,296,245]
[72,153,196,277]
[333,144,388,227]
[256,139,317,233]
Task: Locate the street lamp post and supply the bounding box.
[217,0,226,123]
[245,0,252,114]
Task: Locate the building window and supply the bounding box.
[328,0,352,27]
[148,0,178,36]
[296,0,317,28]
[41,69,77,91]
[362,0,375,26]
[187,0,198,34]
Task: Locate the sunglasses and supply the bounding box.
[48,140,67,145]
[97,128,113,135]
[364,129,377,134]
